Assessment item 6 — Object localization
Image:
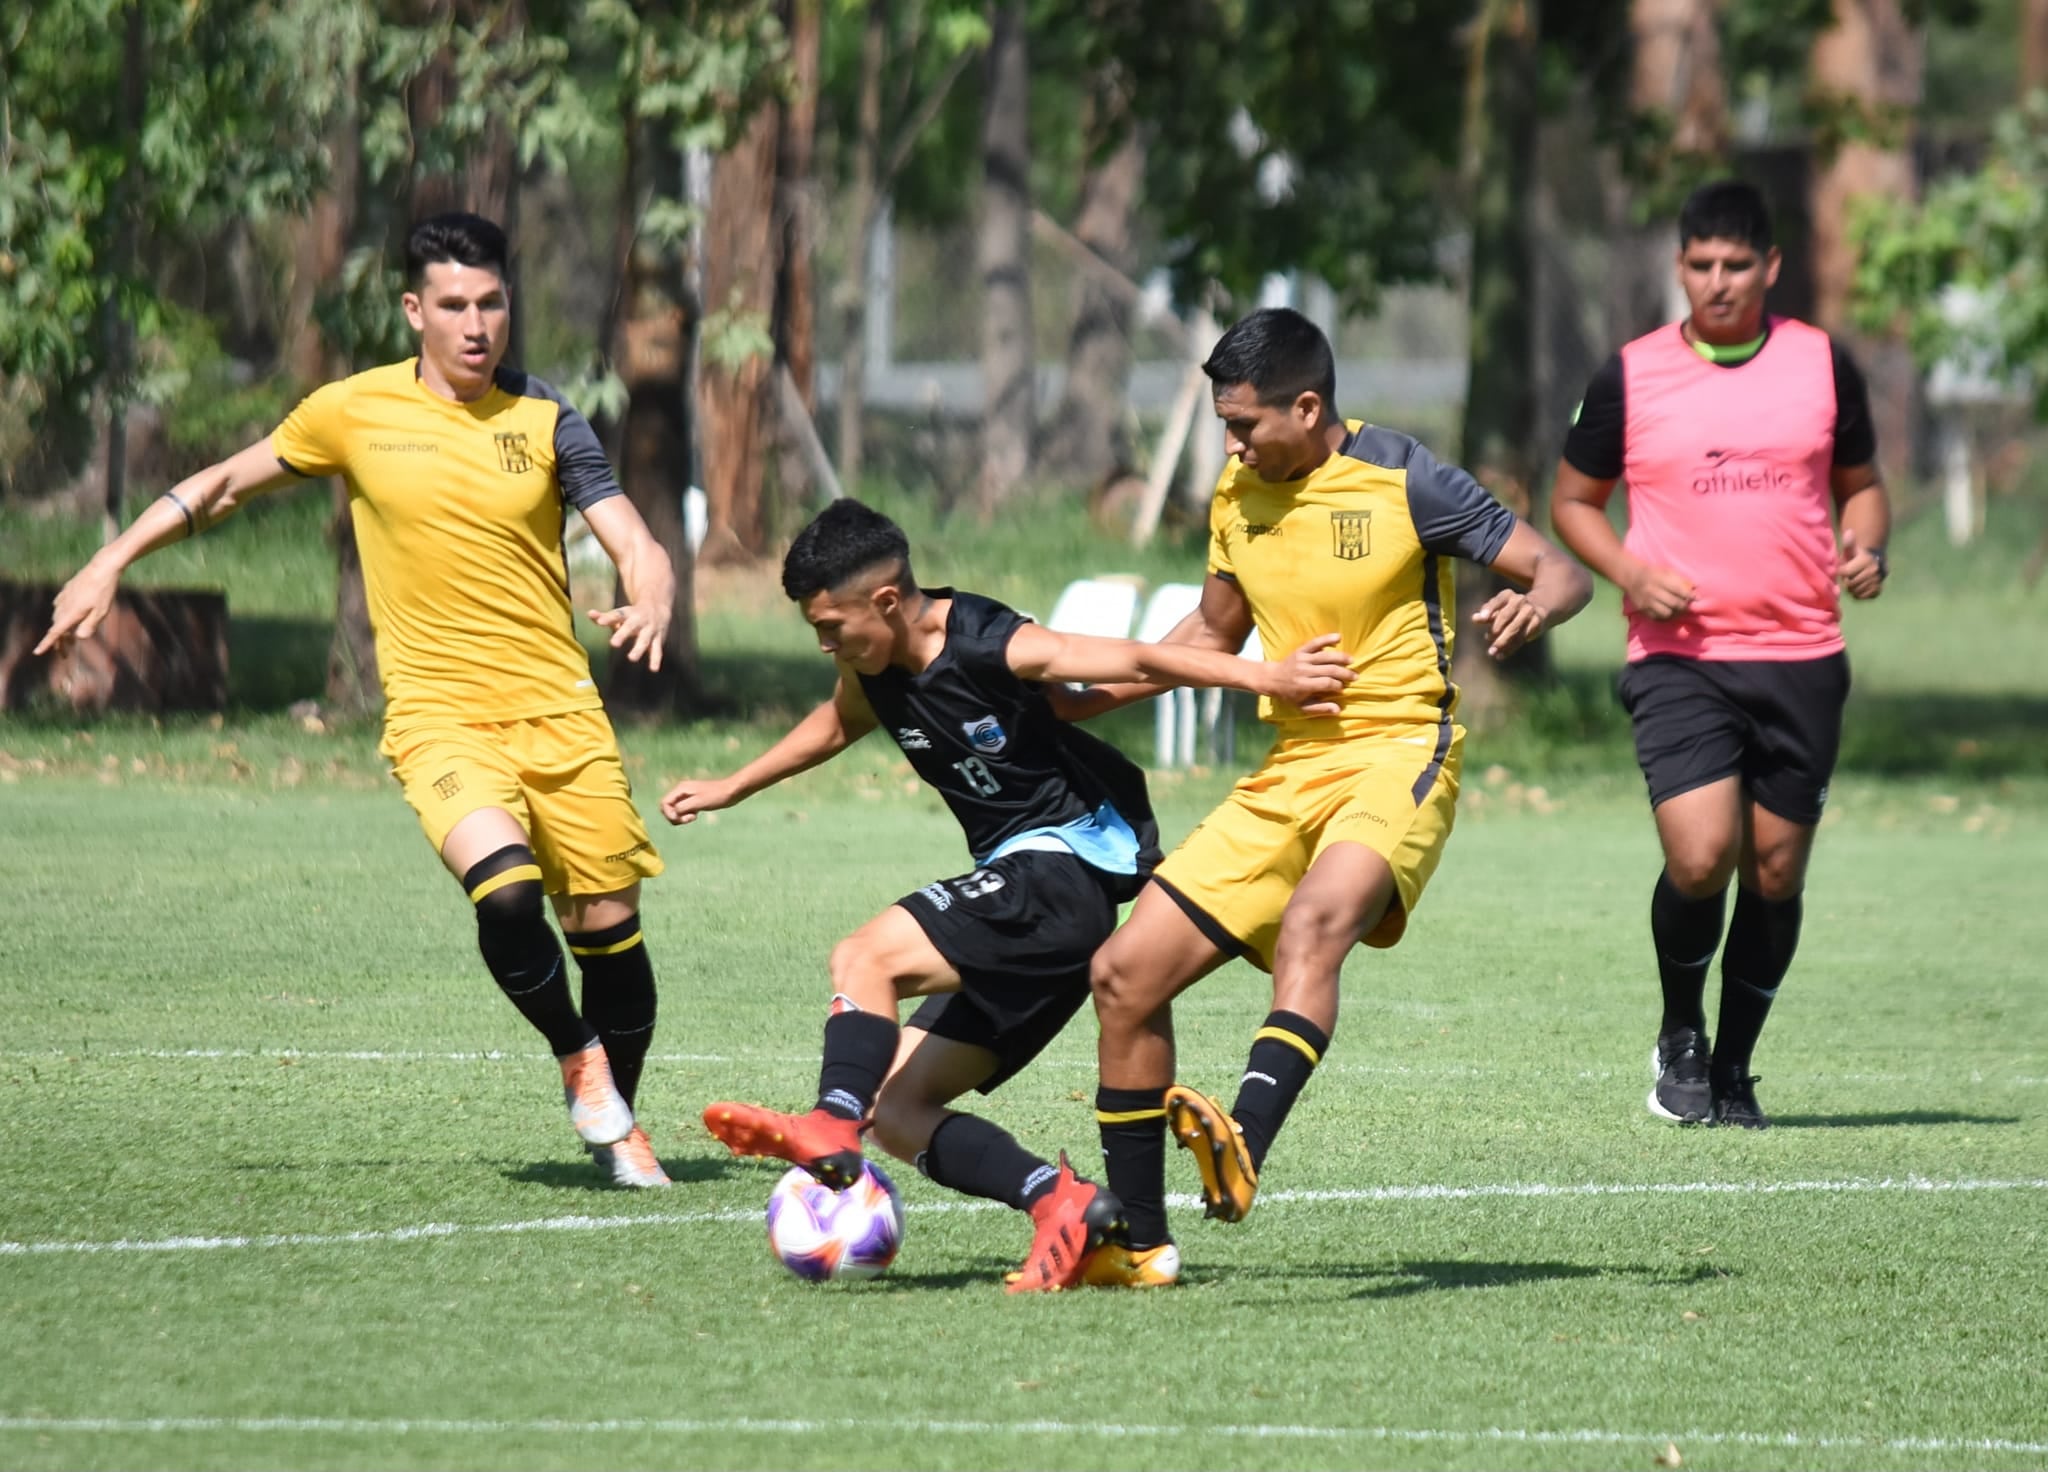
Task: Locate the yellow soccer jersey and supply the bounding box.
[271,360,621,723]
[1209,422,1516,736]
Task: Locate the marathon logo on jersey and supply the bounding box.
[961,716,1008,755]
[368,439,438,454]
[1692,448,1795,496]
[1240,520,1281,541]
[896,727,933,750]
[1331,509,1372,560]
[494,431,533,473]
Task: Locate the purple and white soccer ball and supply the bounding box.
[765,1161,904,1281]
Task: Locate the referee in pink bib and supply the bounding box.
[1552,180,1891,1129]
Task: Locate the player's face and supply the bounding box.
[403,261,512,400]
[800,585,900,675]
[1213,382,1322,483]
[1677,236,1780,343]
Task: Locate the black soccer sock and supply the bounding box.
[814,1008,900,1121]
[915,1113,1060,1211]
[566,916,657,1110]
[1652,869,1728,1037]
[1715,886,1803,1082]
[1230,1010,1331,1173]
[465,846,594,1058]
[1097,1084,1170,1249]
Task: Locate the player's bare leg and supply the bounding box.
[1172,842,1395,1223]
[1645,778,1743,1123]
[440,807,636,1151]
[703,905,951,1187]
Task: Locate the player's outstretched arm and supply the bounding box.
[1042,572,1263,722]
[1550,459,1695,620]
[35,439,299,656]
[581,496,677,671]
[1007,619,1354,717]
[1468,517,1595,661]
[660,675,879,825]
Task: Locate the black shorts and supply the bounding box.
[898,848,1122,1092]
[1616,652,1850,825]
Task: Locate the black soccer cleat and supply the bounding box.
[1647,1026,1712,1124]
[1711,1072,1770,1130]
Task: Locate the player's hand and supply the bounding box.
[587,601,670,671]
[1623,564,1696,620]
[33,556,122,656]
[661,775,743,826]
[1838,528,1885,601]
[1471,590,1551,660]
[1264,632,1355,716]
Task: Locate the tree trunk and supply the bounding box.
[771,0,823,528]
[697,105,783,563]
[1611,0,1728,341]
[1809,0,1921,480]
[973,1,1033,516]
[1456,0,1548,722]
[834,0,887,499]
[2025,0,2048,93]
[603,101,701,715]
[1040,107,1143,489]
[100,0,146,543]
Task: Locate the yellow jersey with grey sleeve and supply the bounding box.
[1208,422,1516,742]
[271,360,619,724]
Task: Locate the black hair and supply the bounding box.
[405,212,511,287]
[781,499,918,601]
[1201,307,1337,410]
[1678,180,1774,253]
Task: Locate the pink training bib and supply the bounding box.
[1617,317,1844,662]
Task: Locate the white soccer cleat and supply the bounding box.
[591,1125,671,1188]
[559,1040,635,1146]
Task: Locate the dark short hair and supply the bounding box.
[781,499,918,601]
[1202,308,1337,410]
[1678,180,1773,253]
[405,212,511,287]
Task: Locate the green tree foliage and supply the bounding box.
[1,0,331,396]
[1851,95,2048,410]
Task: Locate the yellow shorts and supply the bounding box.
[381,708,664,897]
[1153,725,1463,971]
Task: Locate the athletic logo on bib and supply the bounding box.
[1331,509,1372,561]
[961,716,1008,755]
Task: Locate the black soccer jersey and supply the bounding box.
[856,589,1161,895]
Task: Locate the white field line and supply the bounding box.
[5,1177,2045,1259]
[5,1047,2038,1088]
[0,1413,2042,1459]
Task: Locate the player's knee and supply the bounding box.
[1089,942,1149,1023]
[828,934,880,993]
[865,1085,927,1163]
[1750,849,1807,902]
[464,845,548,931]
[1664,843,1735,896]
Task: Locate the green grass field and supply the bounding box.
[2,773,2044,1472]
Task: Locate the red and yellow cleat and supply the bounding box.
[701,1102,865,1188]
[1006,1154,1126,1295]
[1079,1240,1182,1288]
[1165,1083,1259,1223]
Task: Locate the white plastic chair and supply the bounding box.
[1135,583,1204,767]
[1200,625,1261,766]
[1045,577,1141,640]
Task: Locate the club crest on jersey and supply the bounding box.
[961,716,1008,755]
[1331,509,1372,560]
[494,431,533,473]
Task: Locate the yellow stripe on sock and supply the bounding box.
[467,864,543,903]
[1255,1025,1322,1067]
[568,930,644,957]
[1096,1108,1169,1124]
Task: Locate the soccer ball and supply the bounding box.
[765,1162,904,1281]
